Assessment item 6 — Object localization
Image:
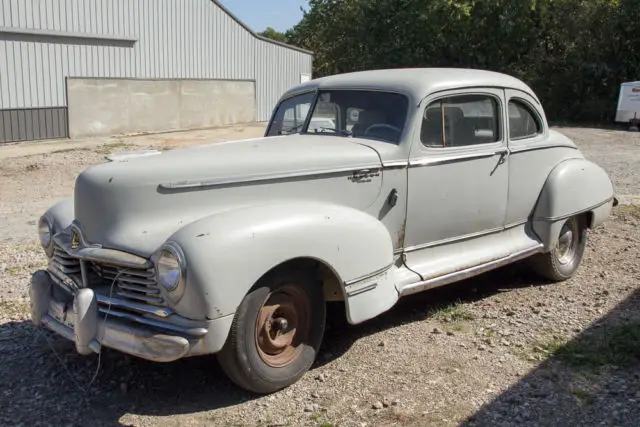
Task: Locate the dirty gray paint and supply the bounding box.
[0,0,312,142]
[0,107,68,142]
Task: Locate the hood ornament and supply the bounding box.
[71,230,80,249]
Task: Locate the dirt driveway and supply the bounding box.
[0,125,638,427]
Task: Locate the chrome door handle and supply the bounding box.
[495,149,509,165]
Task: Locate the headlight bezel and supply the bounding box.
[155,242,186,297]
[38,215,54,256]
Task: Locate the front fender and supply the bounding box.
[166,201,394,321]
[532,158,614,250]
[43,198,75,234]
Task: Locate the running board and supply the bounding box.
[398,244,543,297]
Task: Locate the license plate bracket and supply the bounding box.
[48,299,74,329]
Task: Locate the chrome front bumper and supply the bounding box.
[29,270,233,362]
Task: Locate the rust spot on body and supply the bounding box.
[396,219,406,249]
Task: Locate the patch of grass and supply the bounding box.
[51,147,91,154]
[432,301,476,323]
[318,423,334,427]
[534,324,640,368]
[613,204,640,221]
[452,323,466,332]
[309,412,321,421]
[94,142,135,155]
[569,388,593,403]
[4,266,22,276]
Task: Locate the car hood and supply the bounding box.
[74,135,383,256]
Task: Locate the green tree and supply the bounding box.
[258,27,288,43]
[286,0,640,123]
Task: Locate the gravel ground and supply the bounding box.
[0,126,638,427]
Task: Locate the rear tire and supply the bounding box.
[529,215,588,282]
[217,268,325,394]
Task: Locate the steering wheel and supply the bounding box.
[364,123,402,136]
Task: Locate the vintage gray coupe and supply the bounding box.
[29,68,616,393]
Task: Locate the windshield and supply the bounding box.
[267,90,409,144]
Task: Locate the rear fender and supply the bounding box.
[532,159,614,251]
[167,201,397,325]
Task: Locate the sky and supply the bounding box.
[218,0,309,33]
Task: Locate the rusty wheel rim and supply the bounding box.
[255,283,310,368]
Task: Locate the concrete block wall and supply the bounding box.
[67,78,255,138]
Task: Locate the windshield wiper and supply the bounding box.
[278,123,305,135]
[313,127,353,137]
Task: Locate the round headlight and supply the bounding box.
[38,216,53,251]
[155,243,185,292]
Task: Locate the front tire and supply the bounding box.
[529,215,588,282]
[217,268,326,394]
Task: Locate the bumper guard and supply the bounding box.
[29,270,192,362]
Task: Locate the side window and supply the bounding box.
[266,92,314,136]
[421,94,501,148]
[508,100,542,140]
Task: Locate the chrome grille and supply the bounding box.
[50,244,81,275]
[48,241,167,310]
[91,263,166,307]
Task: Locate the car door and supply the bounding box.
[503,89,580,228]
[402,88,510,279]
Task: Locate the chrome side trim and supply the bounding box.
[533,197,614,222]
[399,244,543,297]
[508,143,579,154]
[344,263,394,286]
[404,226,504,253]
[409,151,498,167]
[159,163,382,190]
[98,307,208,337]
[504,219,528,230]
[96,294,173,318]
[383,161,409,169]
[345,283,378,297]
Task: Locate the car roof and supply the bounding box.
[282,68,538,104]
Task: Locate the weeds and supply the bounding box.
[51,147,91,154]
[452,323,466,332]
[533,324,640,368]
[4,266,22,276]
[569,388,593,404]
[94,142,134,155]
[432,301,476,323]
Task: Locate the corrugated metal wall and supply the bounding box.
[0,107,67,142]
[254,40,313,121]
[0,0,312,142]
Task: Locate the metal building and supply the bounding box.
[0,0,313,143]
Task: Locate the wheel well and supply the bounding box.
[263,258,345,302]
[584,211,594,229]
